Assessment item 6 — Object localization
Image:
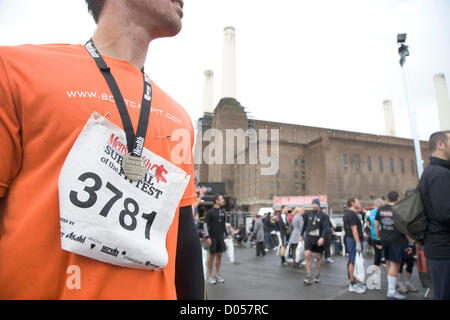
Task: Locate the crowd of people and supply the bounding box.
[200,195,419,299]
[200,130,450,300]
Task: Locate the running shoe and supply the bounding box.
[304,275,313,286]
[349,283,366,294]
[406,283,418,292]
[314,274,320,283]
[386,291,407,300]
[398,283,408,294]
[207,276,217,285]
[215,275,225,283]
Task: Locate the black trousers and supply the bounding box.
[256,242,266,256]
[324,235,332,259]
[428,258,450,300]
[290,243,298,264]
[369,238,383,266]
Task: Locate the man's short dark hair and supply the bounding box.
[428,130,450,152]
[346,197,356,208]
[387,191,399,203]
[213,194,222,204]
[86,0,106,24]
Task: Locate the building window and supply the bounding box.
[276,170,280,178]
[295,171,299,178]
[400,159,405,173]
[295,159,299,166]
[302,184,306,191]
[343,154,348,169]
[302,172,306,179]
[277,182,280,190]
[269,182,274,189]
[269,193,274,199]
[379,157,383,171]
[390,158,394,173]
[367,156,372,171]
[355,155,360,169]
[301,160,305,168]
[295,183,300,190]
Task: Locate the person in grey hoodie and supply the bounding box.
[289,207,305,267]
[253,214,266,257]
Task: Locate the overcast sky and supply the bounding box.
[1,0,449,141]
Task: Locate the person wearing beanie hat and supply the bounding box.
[300,199,330,285]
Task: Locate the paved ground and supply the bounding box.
[205,244,431,300]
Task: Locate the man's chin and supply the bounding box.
[157,20,182,38]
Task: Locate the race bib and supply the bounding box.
[58,112,190,270]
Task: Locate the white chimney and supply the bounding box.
[202,69,214,114]
[383,100,396,136]
[433,73,450,130]
[222,26,236,99]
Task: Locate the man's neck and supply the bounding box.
[91,15,153,70]
[213,204,221,209]
[431,153,449,162]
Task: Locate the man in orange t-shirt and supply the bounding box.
[0,0,204,299]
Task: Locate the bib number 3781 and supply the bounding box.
[69,171,157,240]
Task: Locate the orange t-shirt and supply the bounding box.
[0,44,197,299]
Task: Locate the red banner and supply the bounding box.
[273,195,328,206]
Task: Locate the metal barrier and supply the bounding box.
[225,212,257,231]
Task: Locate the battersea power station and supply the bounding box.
[193,27,448,214]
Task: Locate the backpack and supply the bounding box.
[392,187,427,242]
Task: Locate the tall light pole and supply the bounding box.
[397,33,424,179]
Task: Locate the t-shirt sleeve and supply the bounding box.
[0,51,22,198]
[349,213,359,227]
[375,209,381,222]
[178,116,197,207]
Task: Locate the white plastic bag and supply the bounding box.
[224,238,235,263]
[202,247,209,280]
[295,240,305,263]
[354,252,365,283]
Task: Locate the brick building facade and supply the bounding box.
[194,98,429,214]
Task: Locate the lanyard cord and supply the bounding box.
[85,39,152,157]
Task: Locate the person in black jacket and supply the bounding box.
[300,199,329,285]
[263,212,276,250]
[419,130,450,300]
[204,194,231,285]
[277,206,289,266]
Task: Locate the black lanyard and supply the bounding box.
[85,39,152,157]
[312,212,319,226]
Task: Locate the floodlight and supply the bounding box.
[397,33,407,44]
